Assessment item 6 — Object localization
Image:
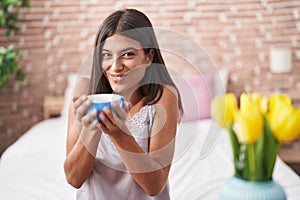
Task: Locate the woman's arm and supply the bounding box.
[63,78,103,189]
[100,86,179,196]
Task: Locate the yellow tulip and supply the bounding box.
[260,96,269,115]
[269,93,291,107]
[234,93,264,144]
[211,93,237,128]
[240,92,261,113]
[267,94,300,142]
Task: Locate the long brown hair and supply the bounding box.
[89,8,182,111]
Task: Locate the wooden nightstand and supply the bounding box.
[43,96,65,119]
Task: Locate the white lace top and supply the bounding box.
[76,104,170,200]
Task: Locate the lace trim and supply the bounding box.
[126,105,152,138]
[104,105,155,144]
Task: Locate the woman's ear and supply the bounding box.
[146,49,154,65]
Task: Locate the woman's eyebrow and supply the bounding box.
[121,47,138,52]
[102,47,139,54]
[102,48,110,52]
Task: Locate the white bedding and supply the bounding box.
[0,117,76,200]
[0,116,299,200]
[170,120,300,200]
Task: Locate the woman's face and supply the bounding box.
[101,34,153,94]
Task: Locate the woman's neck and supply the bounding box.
[119,88,144,107]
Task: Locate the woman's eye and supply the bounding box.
[102,52,112,59]
[123,51,135,58]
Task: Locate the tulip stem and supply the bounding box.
[248,144,256,180]
[263,118,281,180]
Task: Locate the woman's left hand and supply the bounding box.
[99,101,131,136]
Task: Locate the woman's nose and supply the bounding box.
[110,57,124,72]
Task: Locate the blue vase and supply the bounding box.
[220,176,286,200]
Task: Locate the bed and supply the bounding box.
[0,73,299,200]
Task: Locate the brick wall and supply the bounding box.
[0,0,300,154]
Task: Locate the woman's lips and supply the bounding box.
[110,73,126,82]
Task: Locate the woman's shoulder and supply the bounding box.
[161,85,178,100]
[154,85,179,108]
[151,85,180,127]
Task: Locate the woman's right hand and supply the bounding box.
[72,95,102,135]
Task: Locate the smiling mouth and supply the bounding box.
[109,73,126,82]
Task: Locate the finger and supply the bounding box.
[72,96,80,103]
[110,104,131,134]
[99,121,108,133]
[82,109,98,127]
[76,97,93,121]
[73,95,87,110]
[101,107,115,125]
[111,103,128,120]
[73,95,87,119]
[90,119,102,132]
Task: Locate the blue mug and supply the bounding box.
[85,94,125,122]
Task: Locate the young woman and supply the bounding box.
[64,8,182,199]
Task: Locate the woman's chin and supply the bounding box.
[112,84,126,94]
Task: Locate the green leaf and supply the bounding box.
[238,144,248,179]
[226,122,241,176]
[0,45,24,87]
[263,117,281,180]
[22,0,30,7]
[1,0,30,37]
[0,0,29,87]
[253,128,266,180]
[0,10,6,26]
